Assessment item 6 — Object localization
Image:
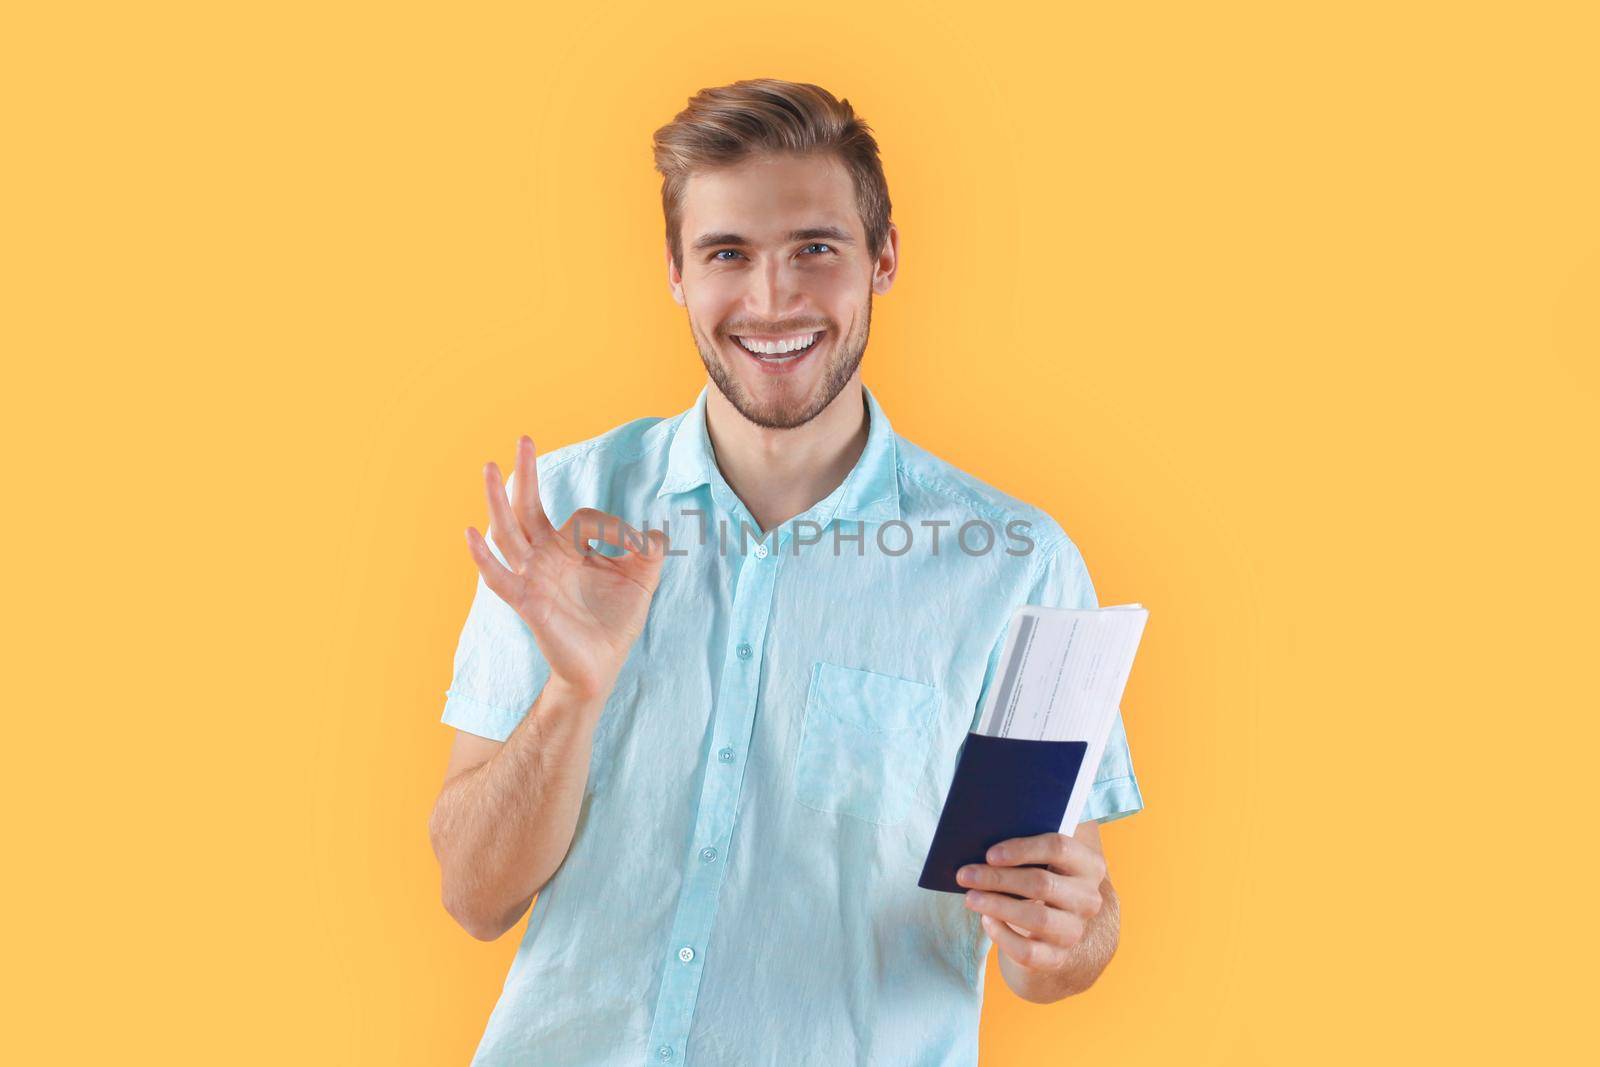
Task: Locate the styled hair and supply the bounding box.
[651,78,893,270]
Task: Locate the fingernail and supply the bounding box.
[988,847,1008,863]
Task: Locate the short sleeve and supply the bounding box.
[972,537,1145,825]
[440,478,553,742]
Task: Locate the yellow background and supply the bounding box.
[4,1,1596,1063]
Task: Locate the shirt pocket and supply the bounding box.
[793,660,940,827]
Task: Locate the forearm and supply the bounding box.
[429,677,608,939]
[1000,878,1120,1003]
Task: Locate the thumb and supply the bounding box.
[622,526,671,573]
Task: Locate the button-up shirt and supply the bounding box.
[440,383,1145,1065]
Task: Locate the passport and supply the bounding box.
[916,731,1088,894]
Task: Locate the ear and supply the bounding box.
[871,222,899,295]
[666,241,685,306]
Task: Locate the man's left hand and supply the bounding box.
[955,831,1107,972]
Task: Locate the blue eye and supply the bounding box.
[710,244,832,262]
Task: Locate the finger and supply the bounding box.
[968,863,1102,918]
[510,436,557,543]
[562,507,649,555]
[621,526,670,564]
[957,862,1059,904]
[464,526,524,606]
[611,527,671,591]
[484,461,532,571]
[964,890,1079,949]
[987,833,1106,880]
[981,913,1070,973]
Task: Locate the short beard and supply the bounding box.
[694,291,871,430]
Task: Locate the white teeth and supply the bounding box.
[735,332,820,356]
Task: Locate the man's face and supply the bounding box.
[668,152,897,429]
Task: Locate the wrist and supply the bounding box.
[543,671,614,711]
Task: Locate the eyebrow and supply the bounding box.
[690,225,855,252]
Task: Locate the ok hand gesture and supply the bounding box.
[465,436,669,701]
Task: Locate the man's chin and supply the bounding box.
[725,386,823,431]
[699,336,863,430]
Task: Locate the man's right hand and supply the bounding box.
[464,435,670,702]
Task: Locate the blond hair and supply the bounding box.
[652,78,893,270]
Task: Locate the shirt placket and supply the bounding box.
[643,517,786,1066]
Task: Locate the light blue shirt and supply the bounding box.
[441,383,1145,1065]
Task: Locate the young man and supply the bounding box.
[429,78,1144,1066]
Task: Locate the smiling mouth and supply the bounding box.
[730,330,824,364]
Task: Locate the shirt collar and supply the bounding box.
[655,383,902,526]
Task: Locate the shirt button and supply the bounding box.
[656,1045,674,1060]
[753,542,768,559]
[699,846,718,863]
[718,746,734,763]
[736,642,752,660]
[678,945,695,963]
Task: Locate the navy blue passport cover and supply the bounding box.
[917,732,1089,894]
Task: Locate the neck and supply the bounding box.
[704,374,870,534]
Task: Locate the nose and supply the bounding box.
[743,254,803,323]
